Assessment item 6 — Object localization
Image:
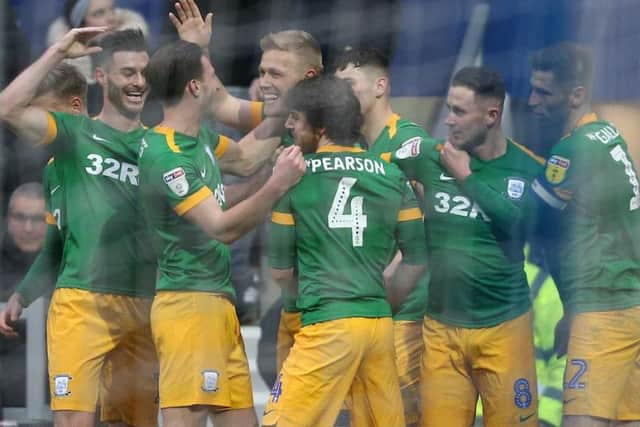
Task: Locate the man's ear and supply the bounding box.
[375,76,389,98]
[95,67,106,86]
[187,79,200,98]
[70,96,84,114]
[485,105,501,127]
[304,68,318,79]
[569,86,587,109]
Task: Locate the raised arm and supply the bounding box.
[216,117,285,176]
[170,0,264,132]
[0,27,105,144]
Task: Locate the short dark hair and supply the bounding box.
[451,66,506,107]
[90,29,147,69]
[286,75,362,146]
[530,42,593,91]
[35,63,87,104]
[334,47,389,75]
[9,182,44,208]
[145,40,204,107]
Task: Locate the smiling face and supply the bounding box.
[99,50,149,118]
[258,50,308,116]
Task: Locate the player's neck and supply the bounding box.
[471,128,507,161]
[161,103,202,138]
[362,101,394,146]
[96,103,141,132]
[564,104,593,135]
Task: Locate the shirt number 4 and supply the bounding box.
[328,177,368,247]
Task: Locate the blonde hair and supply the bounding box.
[259,30,323,73]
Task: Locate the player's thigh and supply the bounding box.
[351,317,405,427]
[151,292,247,410]
[263,318,364,427]
[472,311,538,427]
[564,307,640,421]
[276,310,301,373]
[47,288,121,412]
[101,298,159,427]
[420,316,477,427]
[393,320,423,426]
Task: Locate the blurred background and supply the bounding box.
[0,0,639,424]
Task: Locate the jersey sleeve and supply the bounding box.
[268,193,296,270]
[200,125,231,160]
[41,111,81,151]
[531,141,579,210]
[15,225,62,306]
[396,180,428,265]
[460,173,530,234]
[148,151,213,216]
[383,137,429,181]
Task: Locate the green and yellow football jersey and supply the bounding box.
[138,125,235,298]
[532,113,640,314]
[269,144,427,327]
[40,112,156,297]
[389,137,544,328]
[369,113,431,321]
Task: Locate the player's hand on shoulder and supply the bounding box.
[53,26,107,59]
[271,145,306,191]
[169,0,213,49]
[440,140,471,181]
[0,293,24,338]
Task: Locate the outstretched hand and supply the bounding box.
[169,0,213,49]
[53,26,107,59]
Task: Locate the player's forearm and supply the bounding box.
[271,268,297,294]
[213,178,288,243]
[208,75,261,133]
[229,126,282,176]
[461,173,524,232]
[224,164,272,207]
[387,262,426,312]
[15,228,62,307]
[0,46,64,120]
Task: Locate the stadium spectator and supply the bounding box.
[47,0,149,115]
[0,182,46,302]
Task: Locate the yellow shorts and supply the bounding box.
[563,306,640,420]
[394,320,424,426]
[276,310,301,373]
[151,291,253,410]
[263,317,405,427]
[47,288,158,427]
[420,311,538,427]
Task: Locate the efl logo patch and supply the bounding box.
[163,167,189,197]
[53,374,72,397]
[201,370,219,392]
[545,156,570,185]
[506,178,525,200]
[395,137,422,159]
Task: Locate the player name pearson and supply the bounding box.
[306,156,386,175]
